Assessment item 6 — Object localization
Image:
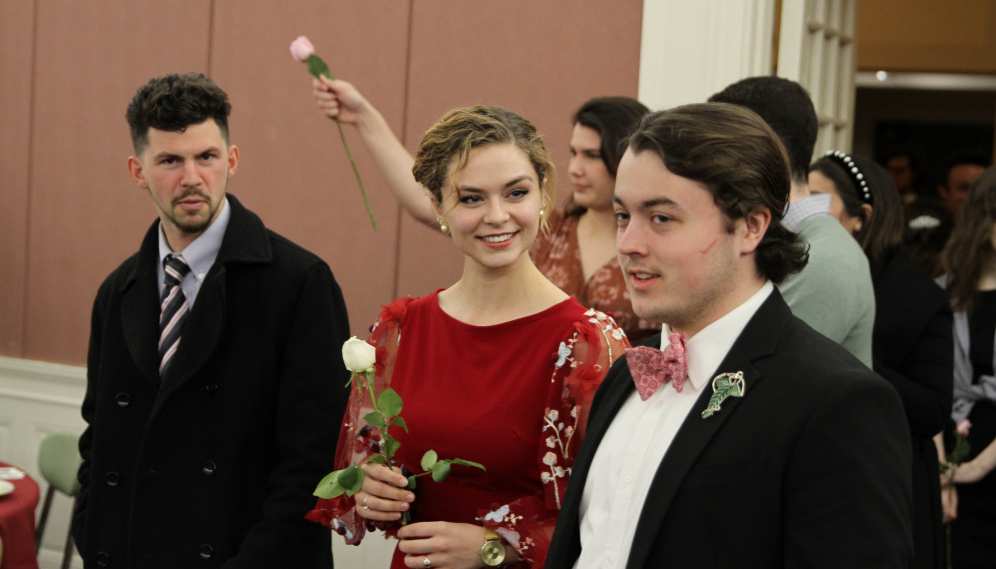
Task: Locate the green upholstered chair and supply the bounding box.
[35,432,82,569]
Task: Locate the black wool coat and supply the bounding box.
[546,289,914,569]
[872,246,953,569]
[73,194,351,568]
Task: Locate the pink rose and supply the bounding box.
[956,419,972,437]
[289,36,315,62]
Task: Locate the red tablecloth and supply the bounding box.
[0,462,40,569]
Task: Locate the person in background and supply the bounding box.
[936,151,989,220]
[938,165,996,568]
[880,145,926,206]
[709,76,875,367]
[308,79,656,342]
[74,73,350,568]
[307,106,628,569]
[810,151,953,569]
[906,151,989,278]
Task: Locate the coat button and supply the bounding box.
[200,544,214,559]
[96,551,110,566]
[115,392,130,407]
[205,382,218,394]
[203,461,216,476]
[105,472,119,486]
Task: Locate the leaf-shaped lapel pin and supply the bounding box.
[702,371,745,419]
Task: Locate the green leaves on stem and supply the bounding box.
[311,380,485,520]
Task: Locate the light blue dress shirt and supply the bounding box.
[156,197,231,310]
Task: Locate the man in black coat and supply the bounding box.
[73,73,350,568]
[545,103,914,568]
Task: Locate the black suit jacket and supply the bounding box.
[73,194,350,568]
[872,246,953,569]
[546,289,914,569]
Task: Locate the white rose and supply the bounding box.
[342,336,376,373]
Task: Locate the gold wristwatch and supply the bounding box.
[479,528,506,567]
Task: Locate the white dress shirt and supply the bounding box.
[156,197,230,309]
[574,281,774,569]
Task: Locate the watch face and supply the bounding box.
[481,541,506,566]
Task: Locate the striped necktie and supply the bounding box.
[159,254,191,381]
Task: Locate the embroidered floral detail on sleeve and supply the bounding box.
[555,342,572,367]
[540,452,567,508]
[484,504,510,523]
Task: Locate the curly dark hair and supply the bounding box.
[626,103,809,284]
[126,73,232,154]
[709,77,818,185]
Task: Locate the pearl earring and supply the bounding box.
[439,221,450,235]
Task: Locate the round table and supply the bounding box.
[0,461,40,569]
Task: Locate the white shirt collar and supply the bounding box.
[662,281,774,392]
[157,197,230,279]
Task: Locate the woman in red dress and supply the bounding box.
[307,79,654,342]
[307,106,628,569]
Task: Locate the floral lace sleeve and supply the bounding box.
[306,297,413,544]
[476,309,629,568]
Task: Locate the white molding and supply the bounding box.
[777,0,808,81]
[638,0,776,110]
[0,356,85,385]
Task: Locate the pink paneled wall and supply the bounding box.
[0,0,642,365]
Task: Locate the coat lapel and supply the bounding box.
[120,223,164,386]
[625,291,791,569]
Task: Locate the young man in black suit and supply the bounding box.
[545,103,913,569]
[73,73,350,567]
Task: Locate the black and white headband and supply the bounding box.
[823,150,872,205]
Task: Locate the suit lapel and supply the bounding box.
[625,292,790,569]
[120,223,163,386]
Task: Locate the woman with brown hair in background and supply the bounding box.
[938,165,996,568]
[307,105,627,569]
[809,152,953,569]
[308,78,656,343]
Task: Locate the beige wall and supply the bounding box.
[858,0,996,73]
[0,0,643,365]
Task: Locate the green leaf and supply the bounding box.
[407,475,418,489]
[363,454,388,466]
[384,437,401,458]
[391,416,409,433]
[421,450,438,471]
[313,470,347,498]
[336,465,360,489]
[306,53,332,80]
[431,461,451,482]
[363,412,387,429]
[378,388,403,419]
[449,458,486,471]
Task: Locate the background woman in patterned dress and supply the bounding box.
[308,78,656,342]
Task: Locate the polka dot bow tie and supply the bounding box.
[625,332,689,400]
